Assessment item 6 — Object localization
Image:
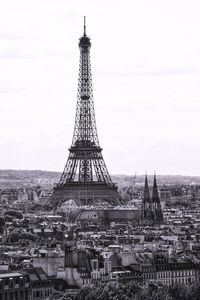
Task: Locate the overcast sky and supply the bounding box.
[0,0,200,176]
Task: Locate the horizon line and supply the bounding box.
[0,168,199,177]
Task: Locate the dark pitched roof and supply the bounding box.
[25,267,48,282]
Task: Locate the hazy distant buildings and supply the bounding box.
[0,189,18,204]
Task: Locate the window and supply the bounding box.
[25,290,29,300]
[93,261,97,270]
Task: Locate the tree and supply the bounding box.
[77,281,200,300]
[168,284,189,300]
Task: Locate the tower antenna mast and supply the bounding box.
[84,16,86,36]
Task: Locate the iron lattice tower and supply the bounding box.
[52,17,121,206]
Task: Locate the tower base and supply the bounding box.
[51,182,121,207]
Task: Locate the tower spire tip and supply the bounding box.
[84,16,86,36]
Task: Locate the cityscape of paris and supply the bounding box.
[1,1,200,300]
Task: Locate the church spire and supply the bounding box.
[152,172,163,222]
[144,173,151,203]
[152,172,159,203]
[142,173,153,221]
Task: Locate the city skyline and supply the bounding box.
[1,0,200,175]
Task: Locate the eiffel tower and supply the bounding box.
[52,17,121,207]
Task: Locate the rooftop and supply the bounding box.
[0,272,23,279]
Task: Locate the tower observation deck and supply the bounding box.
[52,17,121,207]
